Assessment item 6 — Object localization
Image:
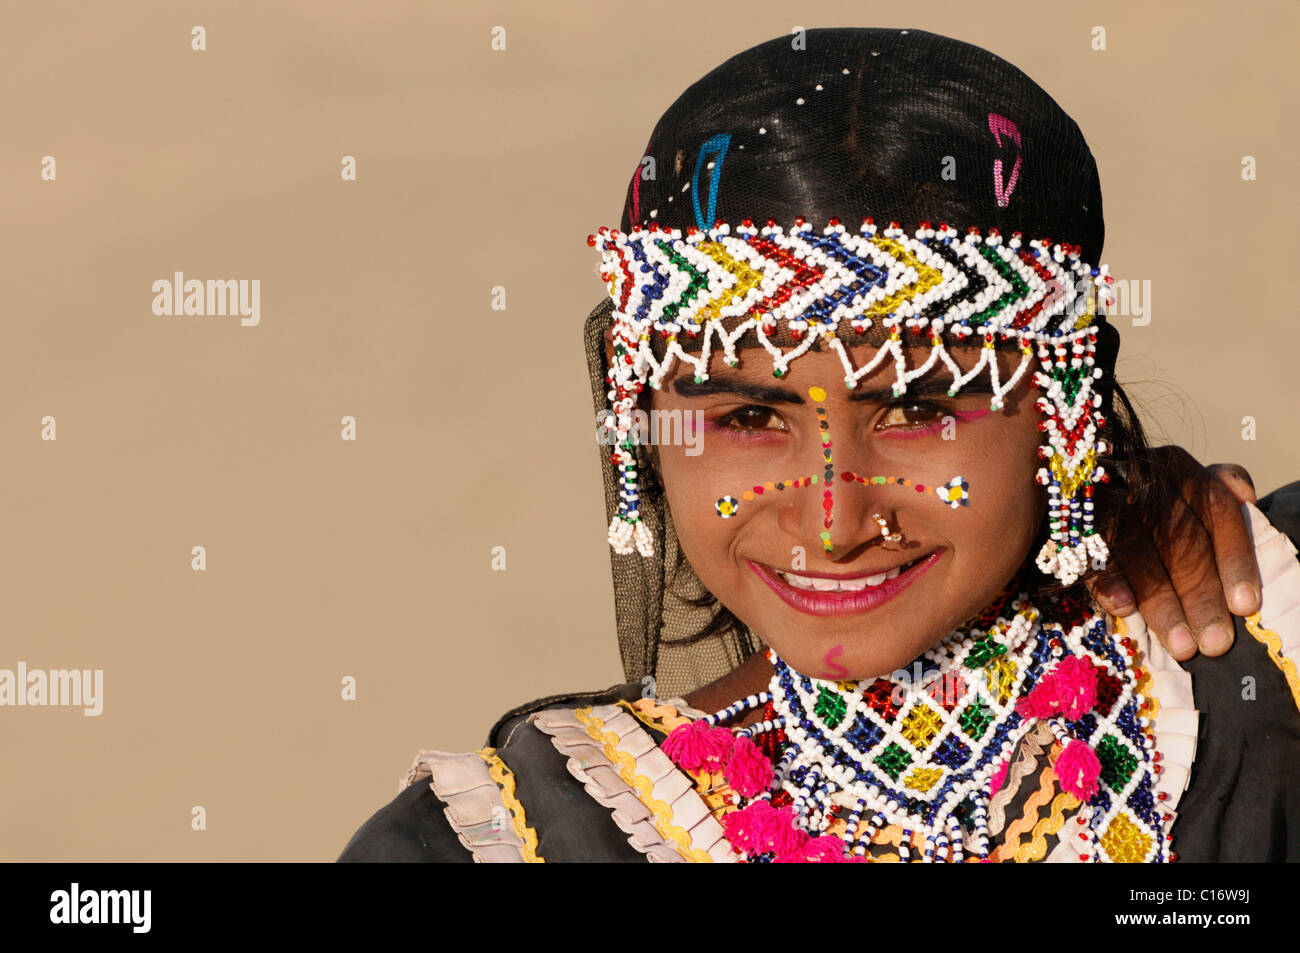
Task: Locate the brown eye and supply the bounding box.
[878,401,945,429]
[718,406,787,431]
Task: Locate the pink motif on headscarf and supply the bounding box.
[988,113,1022,208]
[628,144,651,223]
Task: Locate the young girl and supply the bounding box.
[338,27,1299,863]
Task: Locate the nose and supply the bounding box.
[778,385,902,561]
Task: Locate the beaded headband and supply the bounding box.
[587,217,1117,586]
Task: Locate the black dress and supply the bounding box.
[337,484,1300,863]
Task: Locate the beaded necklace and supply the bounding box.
[663,589,1171,863]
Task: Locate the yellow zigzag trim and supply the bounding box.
[573,707,713,863]
[1245,612,1300,715]
[475,747,544,863]
[618,697,691,734]
[1018,790,1081,863]
[990,743,1063,863]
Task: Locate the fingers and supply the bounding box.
[1189,464,1263,616]
[1087,570,1136,618]
[1114,528,1199,661]
[1149,492,1238,657]
[1207,462,1257,504]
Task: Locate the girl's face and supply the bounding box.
[649,342,1046,680]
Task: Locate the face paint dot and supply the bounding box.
[716,496,739,518]
[764,482,775,490]
[809,385,827,402]
[742,491,755,501]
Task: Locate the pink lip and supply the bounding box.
[747,550,944,617]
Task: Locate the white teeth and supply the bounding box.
[776,561,913,593]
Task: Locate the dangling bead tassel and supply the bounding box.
[631,518,655,558]
[897,828,913,863]
[968,797,992,862]
[948,815,965,864]
[607,514,635,555]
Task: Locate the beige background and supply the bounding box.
[0,1,1295,860]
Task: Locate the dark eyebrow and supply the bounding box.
[671,376,805,404]
[670,370,997,405]
[848,374,995,403]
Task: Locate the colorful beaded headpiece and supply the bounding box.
[588,216,1117,586]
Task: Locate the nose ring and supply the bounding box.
[872,513,905,545]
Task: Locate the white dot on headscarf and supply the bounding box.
[759,127,767,134]
[841,67,849,74]
[815,84,823,91]
[649,209,658,218]
[796,97,805,105]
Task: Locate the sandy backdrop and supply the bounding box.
[0,0,1295,860]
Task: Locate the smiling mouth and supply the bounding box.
[747,550,944,617]
[772,555,928,592]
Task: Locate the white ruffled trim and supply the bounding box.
[1245,499,1300,684]
[532,705,738,863]
[403,749,532,863]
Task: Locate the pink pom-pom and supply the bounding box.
[1055,738,1101,802]
[790,835,854,863]
[989,756,1010,796]
[1051,655,1098,720]
[723,801,807,856]
[1016,655,1098,721]
[724,735,774,797]
[1015,683,1058,719]
[662,720,735,773]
